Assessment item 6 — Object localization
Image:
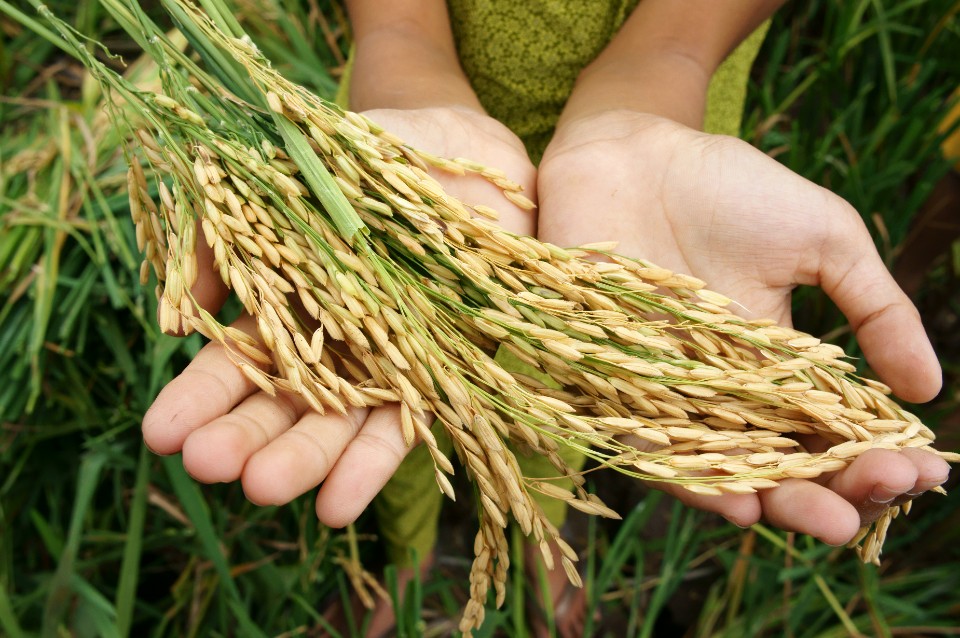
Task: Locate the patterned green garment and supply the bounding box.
[339,2,770,567]
[447,0,768,161]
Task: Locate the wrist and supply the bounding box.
[350,29,483,112]
[560,50,710,130]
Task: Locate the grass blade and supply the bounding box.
[41,450,109,638]
[162,456,267,638]
[115,444,150,637]
[0,581,25,638]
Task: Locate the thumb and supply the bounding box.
[160,220,230,336]
[188,220,231,314]
[816,208,941,403]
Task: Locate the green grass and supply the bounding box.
[1,0,959,636]
[745,0,960,373]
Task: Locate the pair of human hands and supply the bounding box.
[143,106,949,544]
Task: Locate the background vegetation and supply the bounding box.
[1,0,958,636]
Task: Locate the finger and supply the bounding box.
[142,315,260,454]
[825,448,918,503]
[822,448,949,525]
[240,405,371,506]
[623,432,763,527]
[758,479,861,545]
[653,481,762,528]
[314,404,414,528]
[898,447,951,494]
[188,223,231,314]
[817,209,941,403]
[823,448,918,526]
[181,390,305,484]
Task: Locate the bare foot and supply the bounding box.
[526,538,591,638]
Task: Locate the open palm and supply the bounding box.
[537,111,948,543]
[143,106,536,526]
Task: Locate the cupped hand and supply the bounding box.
[537,110,949,544]
[143,106,536,527]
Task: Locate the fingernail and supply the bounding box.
[869,486,900,503]
[723,515,750,529]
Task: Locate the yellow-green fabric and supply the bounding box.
[375,420,587,568]
[448,0,637,162]
[338,2,770,568]
[335,9,769,152]
[704,21,770,136]
[942,89,960,171]
[373,423,453,566]
[448,0,769,159]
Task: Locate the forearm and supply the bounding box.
[559,0,784,129]
[345,0,482,112]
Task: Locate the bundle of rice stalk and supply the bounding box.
[26,0,958,632]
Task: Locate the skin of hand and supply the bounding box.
[536,109,949,544]
[536,0,948,545]
[142,0,782,534]
[143,0,541,528]
[144,0,949,549]
[142,106,536,527]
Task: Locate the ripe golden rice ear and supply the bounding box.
[40,2,954,634]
